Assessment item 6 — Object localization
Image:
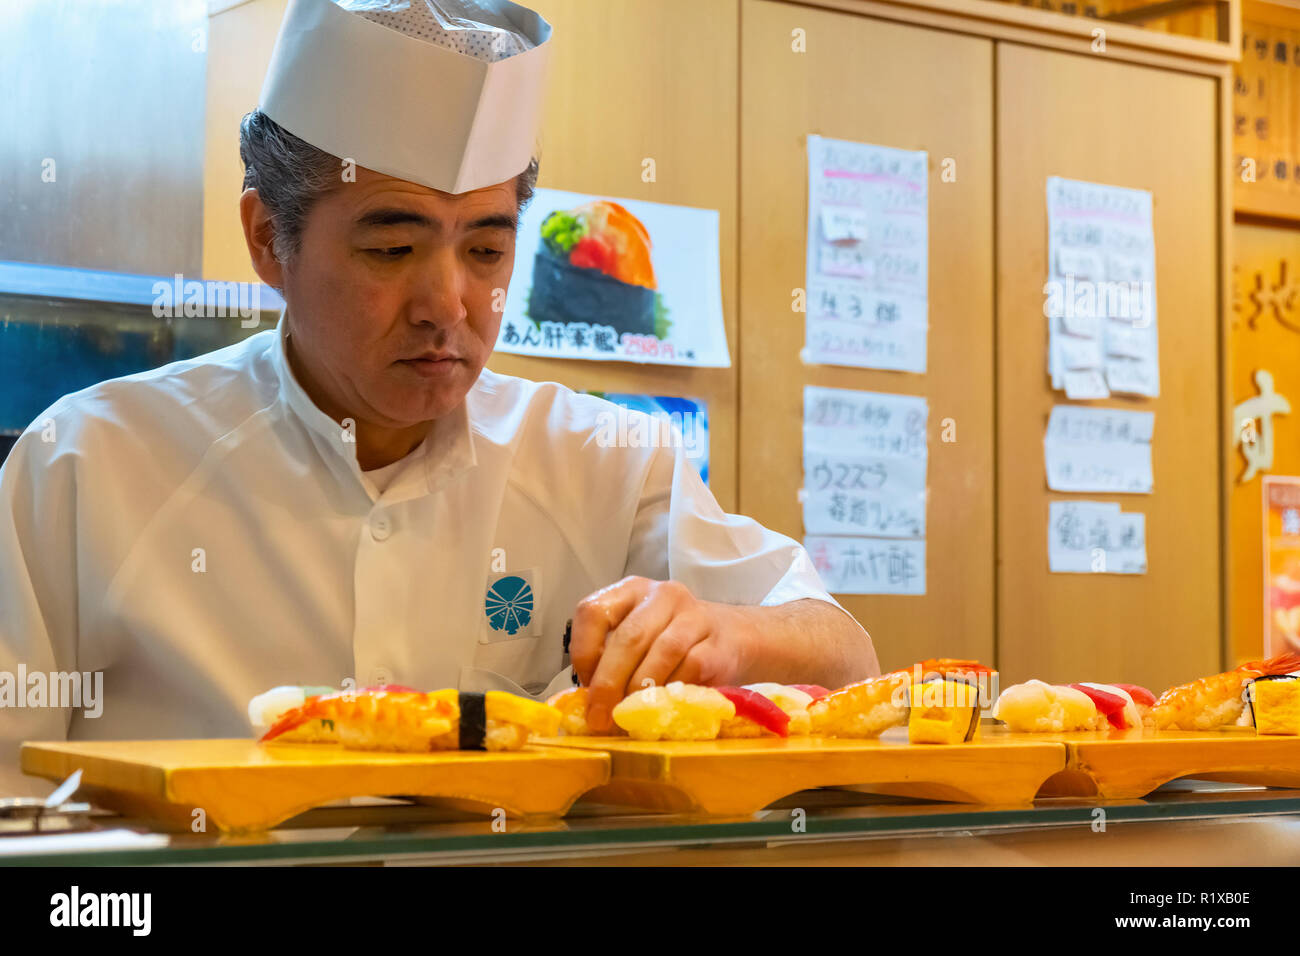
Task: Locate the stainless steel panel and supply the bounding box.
[0,0,208,275]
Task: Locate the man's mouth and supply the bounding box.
[396,354,461,378]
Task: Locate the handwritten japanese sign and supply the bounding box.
[802,386,928,593]
[805,136,928,373]
[1046,177,1160,399]
[1047,501,1147,574]
[1043,406,1154,494]
[805,536,926,596]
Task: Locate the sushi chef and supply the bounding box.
[0,0,876,794]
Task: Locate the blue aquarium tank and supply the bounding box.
[0,261,281,464]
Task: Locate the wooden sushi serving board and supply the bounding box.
[536,733,1069,815]
[20,739,611,833]
[993,728,1300,799]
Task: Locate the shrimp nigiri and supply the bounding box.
[260,687,561,752]
[248,685,340,742]
[809,659,995,739]
[545,686,623,736]
[1151,653,1300,731]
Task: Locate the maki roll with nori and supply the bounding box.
[528,200,658,337]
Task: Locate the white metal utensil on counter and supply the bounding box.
[0,768,92,836]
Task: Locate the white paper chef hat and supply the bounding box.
[258,0,552,194]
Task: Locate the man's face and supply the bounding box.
[278,166,517,428]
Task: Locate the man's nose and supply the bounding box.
[408,248,469,329]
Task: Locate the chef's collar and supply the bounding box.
[270,311,477,502]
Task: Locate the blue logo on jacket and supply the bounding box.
[485,575,534,635]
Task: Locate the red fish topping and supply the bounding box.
[1110,683,1156,707]
[717,687,791,737]
[790,684,831,700]
[1069,683,1129,729]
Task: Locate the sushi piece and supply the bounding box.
[248,685,339,742]
[1152,653,1300,731]
[908,677,981,744]
[1070,683,1142,731]
[809,659,995,739]
[1247,675,1300,735]
[742,683,819,735]
[544,686,622,737]
[789,684,832,701]
[610,682,734,741]
[260,687,562,752]
[1110,683,1157,729]
[717,686,792,738]
[992,680,1107,732]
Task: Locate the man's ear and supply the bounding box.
[239,187,286,290]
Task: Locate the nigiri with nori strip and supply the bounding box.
[1248,675,1300,734]
[908,677,982,744]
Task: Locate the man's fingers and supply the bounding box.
[584,586,684,730]
[627,614,709,694]
[665,640,726,687]
[570,577,649,687]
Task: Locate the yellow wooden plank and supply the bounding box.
[20,739,610,834]
[995,727,1300,796]
[537,733,1068,814]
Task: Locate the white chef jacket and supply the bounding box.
[0,313,860,794]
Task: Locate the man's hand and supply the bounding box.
[570,577,751,731]
[569,576,877,731]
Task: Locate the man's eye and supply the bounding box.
[472,248,505,262]
[367,247,411,259]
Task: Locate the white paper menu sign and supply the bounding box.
[1048,501,1147,574]
[1044,406,1154,494]
[802,385,928,594]
[805,135,928,373]
[1045,177,1159,398]
[804,536,926,595]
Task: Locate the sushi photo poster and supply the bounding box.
[1263,476,1300,656]
[804,135,929,374]
[801,385,928,595]
[494,187,731,367]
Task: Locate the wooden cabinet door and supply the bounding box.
[739,0,996,672]
[996,42,1221,689]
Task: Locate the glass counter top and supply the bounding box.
[5,779,1300,866]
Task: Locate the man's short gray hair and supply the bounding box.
[238,109,540,264]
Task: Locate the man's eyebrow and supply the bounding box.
[466,212,519,232]
[353,208,518,232]
[354,208,436,229]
